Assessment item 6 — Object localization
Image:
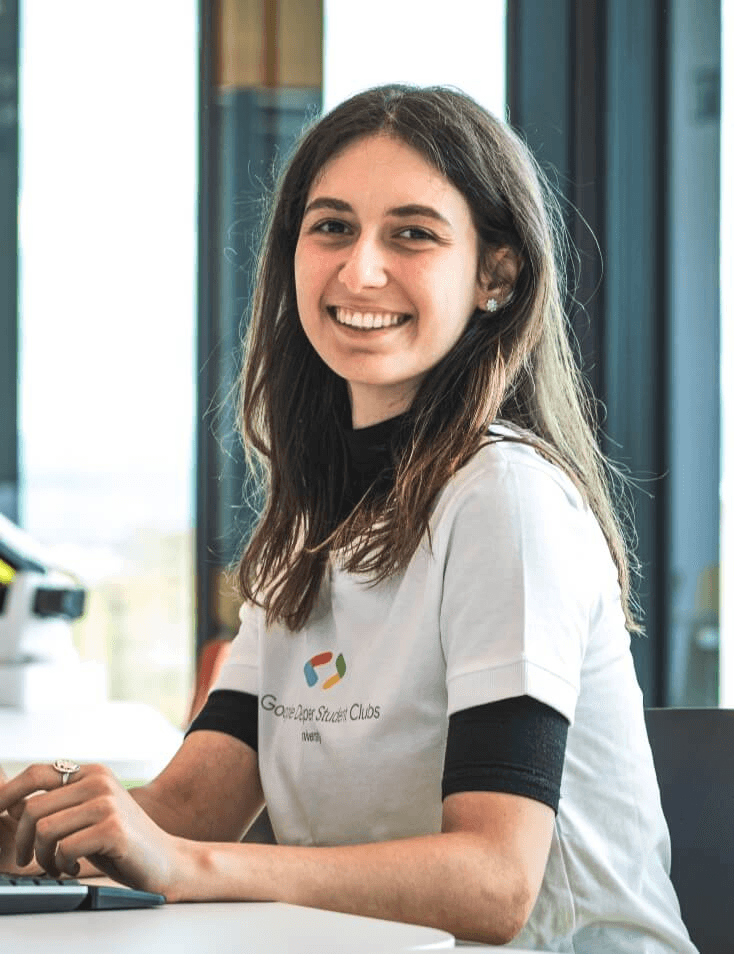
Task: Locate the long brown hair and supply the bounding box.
[237,84,640,633]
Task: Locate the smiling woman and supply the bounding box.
[0,85,698,952]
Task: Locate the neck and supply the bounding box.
[348,382,416,429]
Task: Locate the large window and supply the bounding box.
[18,1,198,725]
[323,0,506,118]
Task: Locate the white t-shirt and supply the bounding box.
[213,428,697,953]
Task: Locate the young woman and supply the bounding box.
[0,86,696,951]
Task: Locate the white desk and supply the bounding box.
[0,900,455,953]
[0,701,183,782]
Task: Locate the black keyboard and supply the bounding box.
[0,873,165,914]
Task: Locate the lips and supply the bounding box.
[328,306,411,330]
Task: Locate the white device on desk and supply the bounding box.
[0,514,105,711]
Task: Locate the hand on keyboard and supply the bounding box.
[0,763,179,901]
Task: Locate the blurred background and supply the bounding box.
[0,0,728,726]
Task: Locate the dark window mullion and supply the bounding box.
[0,0,19,523]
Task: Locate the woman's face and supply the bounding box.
[294,133,487,428]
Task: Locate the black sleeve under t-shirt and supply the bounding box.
[187,689,259,753]
[187,690,569,813]
[442,694,569,812]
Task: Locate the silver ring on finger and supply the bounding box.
[52,759,81,786]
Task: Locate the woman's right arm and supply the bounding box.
[129,729,265,843]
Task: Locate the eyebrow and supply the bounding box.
[303,197,452,227]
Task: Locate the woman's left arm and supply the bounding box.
[174,789,554,946]
[0,761,553,944]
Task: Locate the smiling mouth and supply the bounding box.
[328,306,412,330]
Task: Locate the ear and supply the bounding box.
[476,245,523,309]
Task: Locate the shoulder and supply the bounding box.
[435,426,604,723]
[432,422,587,532]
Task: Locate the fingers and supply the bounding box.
[0,762,71,813]
[0,765,53,832]
[32,799,112,877]
[45,809,124,879]
[0,766,26,822]
[5,763,112,873]
[14,780,90,869]
[6,801,26,823]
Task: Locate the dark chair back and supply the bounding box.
[645,707,734,954]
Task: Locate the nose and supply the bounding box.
[338,234,388,292]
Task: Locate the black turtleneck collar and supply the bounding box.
[343,415,406,471]
[339,413,409,517]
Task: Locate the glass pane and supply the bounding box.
[666,0,721,706]
[18,1,198,726]
[721,0,733,703]
[323,0,506,119]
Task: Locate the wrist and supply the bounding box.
[158,834,195,904]
[166,838,265,904]
[164,836,226,904]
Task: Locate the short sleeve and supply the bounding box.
[210,600,261,697]
[439,448,594,725]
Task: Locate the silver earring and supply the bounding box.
[485,297,498,313]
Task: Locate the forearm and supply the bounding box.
[126,733,264,843]
[128,784,195,838]
[172,832,530,945]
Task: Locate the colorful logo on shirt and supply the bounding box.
[304,652,347,690]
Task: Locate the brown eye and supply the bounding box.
[313,219,351,235]
[396,227,434,241]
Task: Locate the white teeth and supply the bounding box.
[334,307,407,329]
